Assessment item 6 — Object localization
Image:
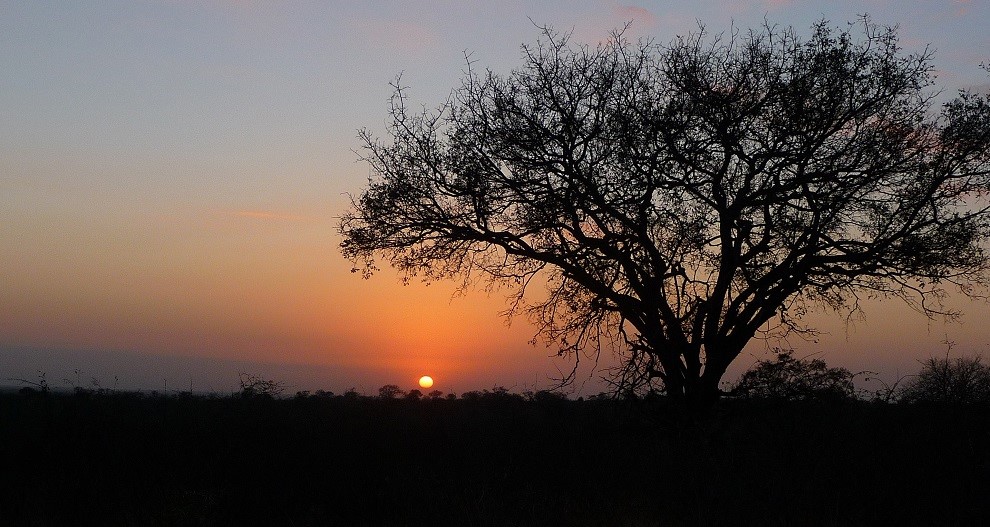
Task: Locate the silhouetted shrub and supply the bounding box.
[460,390,483,401]
[18,386,42,397]
[378,384,404,399]
[460,386,526,402]
[404,389,422,401]
[9,371,50,394]
[900,355,990,404]
[237,373,285,399]
[525,390,568,403]
[730,350,856,401]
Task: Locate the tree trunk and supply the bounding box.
[660,367,721,411]
[663,371,686,402]
[662,352,732,411]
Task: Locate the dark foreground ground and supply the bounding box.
[1,389,988,526]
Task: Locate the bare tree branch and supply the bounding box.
[340,19,990,407]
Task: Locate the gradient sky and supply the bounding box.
[2,1,989,395]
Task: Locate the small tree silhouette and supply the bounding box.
[900,355,990,404]
[730,350,855,401]
[378,384,404,399]
[238,373,285,399]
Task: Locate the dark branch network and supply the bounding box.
[340,19,990,405]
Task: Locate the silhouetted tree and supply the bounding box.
[378,384,404,399]
[238,373,285,399]
[340,19,990,407]
[729,349,856,401]
[900,354,990,404]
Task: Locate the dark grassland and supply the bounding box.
[1,390,988,526]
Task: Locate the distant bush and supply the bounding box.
[460,390,483,401]
[378,384,404,399]
[900,355,990,404]
[238,373,285,399]
[460,386,524,402]
[729,350,856,401]
[9,371,50,394]
[523,390,568,403]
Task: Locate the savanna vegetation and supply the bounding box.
[2,353,989,526]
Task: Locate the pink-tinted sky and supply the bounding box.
[2,1,989,395]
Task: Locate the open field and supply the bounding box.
[1,389,988,526]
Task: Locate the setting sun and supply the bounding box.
[418,375,434,389]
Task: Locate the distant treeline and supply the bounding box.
[14,349,990,406]
[2,369,989,526]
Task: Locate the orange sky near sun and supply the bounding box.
[0,195,559,392]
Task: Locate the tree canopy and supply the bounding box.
[340,19,990,405]
[900,354,990,404]
[729,349,856,401]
